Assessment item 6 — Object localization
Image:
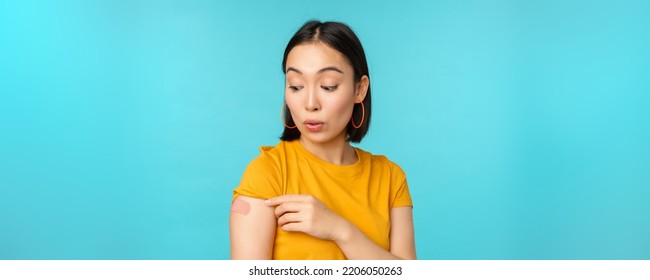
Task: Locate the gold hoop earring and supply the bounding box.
[351,102,365,129]
[280,102,296,129]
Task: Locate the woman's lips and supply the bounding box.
[304,120,324,132]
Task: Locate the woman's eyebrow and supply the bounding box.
[318,66,344,74]
[286,66,344,74]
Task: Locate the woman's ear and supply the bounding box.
[355,75,369,103]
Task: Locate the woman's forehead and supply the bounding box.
[285,43,352,75]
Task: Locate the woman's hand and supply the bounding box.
[265,194,350,241]
[265,195,416,260]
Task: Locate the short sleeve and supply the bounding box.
[389,162,413,208]
[233,151,282,200]
[391,179,413,208]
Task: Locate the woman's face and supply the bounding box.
[284,42,367,145]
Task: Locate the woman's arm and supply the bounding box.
[266,195,416,260]
[229,195,277,259]
[335,206,416,260]
[388,207,417,259]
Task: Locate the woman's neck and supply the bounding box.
[298,136,358,166]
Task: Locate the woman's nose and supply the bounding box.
[305,87,320,111]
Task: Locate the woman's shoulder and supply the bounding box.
[257,140,286,154]
[236,142,288,198]
[248,141,286,165]
[246,139,287,153]
[357,147,406,175]
[238,142,288,186]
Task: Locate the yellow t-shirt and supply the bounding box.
[233,140,412,260]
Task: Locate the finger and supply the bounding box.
[265,194,310,206]
[280,221,304,233]
[273,201,304,218]
[277,212,302,227]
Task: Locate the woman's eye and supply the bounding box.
[288,85,302,92]
[321,85,338,91]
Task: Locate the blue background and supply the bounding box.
[1,0,648,259]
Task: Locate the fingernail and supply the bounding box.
[264,199,271,205]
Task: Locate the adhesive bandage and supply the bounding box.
[231,198,251,215]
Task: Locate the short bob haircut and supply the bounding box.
[280,20,371,143]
